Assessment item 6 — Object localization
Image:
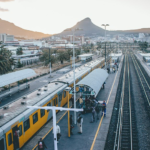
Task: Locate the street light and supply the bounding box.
[102,24,109,69]
[64,28,83,124]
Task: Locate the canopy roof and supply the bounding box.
[0,69,36,87]
[76,69,108,96]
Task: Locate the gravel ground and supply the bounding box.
[130,55,150,150]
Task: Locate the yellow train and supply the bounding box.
[0,57,110,150]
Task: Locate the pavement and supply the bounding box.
[22,56,123,150]
[0,62,81,107]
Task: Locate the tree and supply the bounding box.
[17,47,23,55]
[57,51,68,64]
[40,49,56,67]
[138,41,148,51]
[17,60,23,68]
[0,42,15,74]
[75,49,81,57]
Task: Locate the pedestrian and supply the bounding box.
[90,106,95,123]
[102,101,106,117]
[70,95,74,108]
[79,96,83,108]
[79,86,83,96]
[14,127,19,150]
[77,114,83,134]
[38,138,47,150]
[95,104,101,120]
[56,125,61,143]
[116,63,118,71]
[70,115,74,135]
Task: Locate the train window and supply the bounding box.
[33,113,38,124]
[56,98,58,105]
[24,119,30,132]
[8,133,12,146]
[41,109,45,118]
[59,93,62,102]
[63,91,66,98]
[0,138,4,150]
[47,102,51,112]
[53,99,56,106]
[19,125,22,136]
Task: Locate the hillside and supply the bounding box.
[0,18,50,39]
[58,18,105,36]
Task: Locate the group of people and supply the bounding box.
[107,62,119,74]
[37,93,106,150]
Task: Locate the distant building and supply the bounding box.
[0,33,14,43]
[19,40,46,48]
[139,33,145,39]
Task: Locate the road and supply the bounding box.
[0,55,99,107]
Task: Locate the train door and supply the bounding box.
[12,126,19,150]
[0,138,4,150]
[18,122,24,148]
[6,130,13,150]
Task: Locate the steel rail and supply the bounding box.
[131,54,150,106]
[127,55,133,150]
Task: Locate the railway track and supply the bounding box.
[105,54,139,150]
[131,54,150,117]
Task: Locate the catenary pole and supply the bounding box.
[27,106,83,150]
[73,30,77,124]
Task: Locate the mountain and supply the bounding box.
[58,17,150,37]
[118,28,150,34]
[0,18,50,39]
[58,18,105,36]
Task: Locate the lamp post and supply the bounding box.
[102,24,109,69]
[27,106,83,150]
[65,28,82,124]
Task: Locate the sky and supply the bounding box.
[0,0,150,34]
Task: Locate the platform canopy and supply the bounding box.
[0,69,36,87]
[76,69,108,96]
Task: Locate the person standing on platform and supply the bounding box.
[56,125,61,143]
[116,63,118,71]
[79,86,83,96]
[102,101,106,117]
[77,114,83,134]
[70,115,74,135]
[38,138,47,150]
[70,95,74,108]
[79,96,83,108]
[95,104,100,120]
[90,106,95,123]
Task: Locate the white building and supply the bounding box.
[19,40,46,48]
[0,34,14,43]
[139,33,145,39]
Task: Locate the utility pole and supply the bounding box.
[102,24,109,69]
[49,48,52,77]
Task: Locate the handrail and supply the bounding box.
[113,55,126,150]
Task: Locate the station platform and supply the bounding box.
[21,56,124,150]
[135,53,150,76]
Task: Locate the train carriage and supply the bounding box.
[0,57,108,150]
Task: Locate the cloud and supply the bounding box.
[0,0,13,2]
[0,7,9,11]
